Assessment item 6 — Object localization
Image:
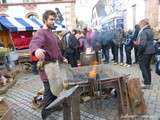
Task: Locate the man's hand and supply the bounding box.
[35,48,46,60]
[63,58,68,64]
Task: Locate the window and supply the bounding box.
[0,0,7,3]
[26,12,39,19]
[28,14,38,19]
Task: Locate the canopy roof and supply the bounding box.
[0,16,42,32]
[0,16,66,32]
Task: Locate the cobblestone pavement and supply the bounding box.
[106,63,160,120]
[1,62,160,120]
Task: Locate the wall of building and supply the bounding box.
[145,0,159,29]
[0,1,76,30]
[158,4,160,29]
[91,0,160,30]
[122,0,145,30]
[122,0,160,30]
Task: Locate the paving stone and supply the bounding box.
[2,63,160,120]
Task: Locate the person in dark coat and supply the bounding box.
[113,28,125,65]
[100,30,113,63]
[91,30,101,63]
[29,10,67,120]
[132,24,140,64]
[78,31,89,52]
[64,29,80,67]
[137,19,155,89]
[124,30,133,67]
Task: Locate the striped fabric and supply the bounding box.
[30,17,66,31]
[0,16,66,32]
[0,16,42,32]
[53,21,66,31]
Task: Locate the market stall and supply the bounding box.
[0,16,43,65]
[0,16,42,48]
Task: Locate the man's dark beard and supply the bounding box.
[47,24,54,30]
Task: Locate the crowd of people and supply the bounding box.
[54,19,158,90]
[54,24,139,67]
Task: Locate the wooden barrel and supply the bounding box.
[80,52,101,66]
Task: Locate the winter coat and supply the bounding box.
[92,31,101,50]
[100,31,113,46]
[124,31,133,46]
[138,26,155,55]
[113,30,125,47]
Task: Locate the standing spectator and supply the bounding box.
[54,31,64,55]
[78,31,89,53]
[61,30,71,55]
[113,28,125,65]
[64,29,80,67]
[124,30,133,67]
[92,30,101,63]
[110,28,116,61]
[29,10,67,120]
[137,19,155,89]
[100,30,113,63]
[132,24,140,64]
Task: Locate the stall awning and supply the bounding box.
[0,16,42,32]
[53,21,66,31]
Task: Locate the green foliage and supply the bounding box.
[0,48,10,56]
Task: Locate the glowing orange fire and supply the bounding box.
[88,61,98,78]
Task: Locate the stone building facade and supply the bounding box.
[0,0,76,30]
[91,0,160,30]
[144,0,160,29]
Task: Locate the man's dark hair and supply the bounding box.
[42,10,56,23]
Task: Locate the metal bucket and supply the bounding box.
[7,51,18,62]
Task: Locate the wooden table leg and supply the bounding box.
[63,98,71,120]
[71,90,80,120]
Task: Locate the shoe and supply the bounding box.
[133,62,138,64]
[103,60,109,63]
[120,63,124,66]
[111,59,114,61]
[113,62,118,65]
[141,84,151,89]
[126,65,131,67]
[123,64,127,67]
